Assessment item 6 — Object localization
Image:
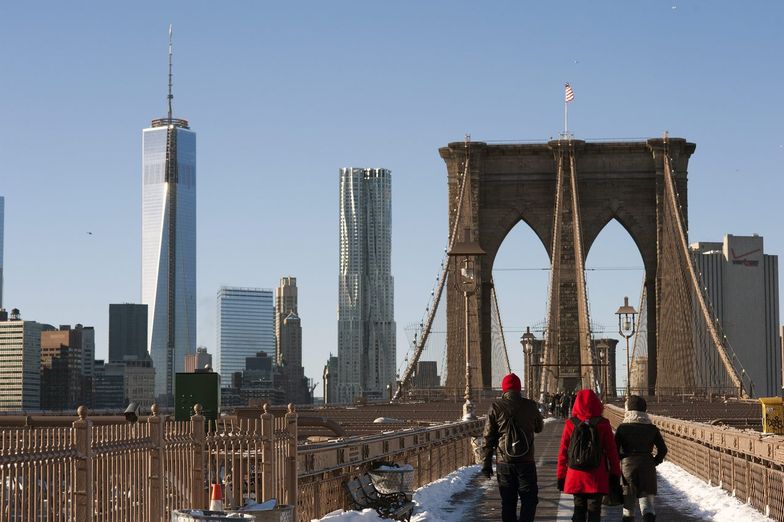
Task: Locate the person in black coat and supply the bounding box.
[481,373,544,522]
[614,395,668,522]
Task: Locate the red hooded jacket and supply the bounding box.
[556,389,621,495]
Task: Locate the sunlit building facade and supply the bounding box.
[337,168,396,403]
[691,234,780,396]
[0,309,42,411]
[142,118,196,402]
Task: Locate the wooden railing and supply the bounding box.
[605,404,784,520]
[0,403,297,522]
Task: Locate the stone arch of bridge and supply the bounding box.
[440,138,695,393]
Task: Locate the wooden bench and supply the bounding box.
[345,473,415,521]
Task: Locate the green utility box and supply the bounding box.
[175,371,221,422]
[759,397,784,434]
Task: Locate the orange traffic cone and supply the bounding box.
[209,483,223,511]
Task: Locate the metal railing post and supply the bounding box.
[148,404,165,522]
[285,404,298,515]
[73,406,94,522]
[191,404,206,508]
[261,404,274,501]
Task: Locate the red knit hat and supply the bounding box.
[501,373,521,392]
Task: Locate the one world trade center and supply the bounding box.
[142,26,196,403]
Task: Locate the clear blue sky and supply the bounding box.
[1,2,782,393]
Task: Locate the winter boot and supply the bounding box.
[642,514,656,522]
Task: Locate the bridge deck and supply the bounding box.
[462,419,703,521]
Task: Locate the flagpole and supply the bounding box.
[564,94,568,137]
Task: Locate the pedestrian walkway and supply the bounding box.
[463,419,704,521]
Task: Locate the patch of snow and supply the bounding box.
[313,465,480,522]
[544,416,560,424]
[373,417,403,424]
[657,461,772,521]
[409,465,480,521]
[375,464,413,471]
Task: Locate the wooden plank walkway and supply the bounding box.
[461,418,703,521]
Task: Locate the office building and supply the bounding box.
[691,234,780,396]
[275,277,297,364]
[274,277,309,403]
[109,304,148,362]
[141,33,197,402]
[337,168,396,403]
[0,196,4,308]
[216,287,274,387]
[185,346,212,373]
[0,309,43,411]
[93,359,155,410]
[93,360,124,410]
[412,361,440,389]
[323,354,339,404]
[41,325,94,410]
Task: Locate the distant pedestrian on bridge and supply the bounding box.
[481,373,544,522]
[614,395,668,522]
[557,389,622,522]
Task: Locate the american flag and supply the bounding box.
[565,83,574,103]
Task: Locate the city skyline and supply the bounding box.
[1,3,782,392]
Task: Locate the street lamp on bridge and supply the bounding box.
[616,296,638,398]
[448,227,485,421]
[520,327,536,400]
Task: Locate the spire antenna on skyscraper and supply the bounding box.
[167,24,174,121]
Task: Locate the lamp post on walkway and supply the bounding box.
[520,327,535,400]
[616,296,637,397]
[448,228,485,421]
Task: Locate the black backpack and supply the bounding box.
[500,410,531,459]
[566,416,603,470]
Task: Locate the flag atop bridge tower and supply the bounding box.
[564,82,575,138]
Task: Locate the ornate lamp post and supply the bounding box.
[448,228,485,420]
[597,343,609,402]
[616,296,638,397]
[520,327,536,400]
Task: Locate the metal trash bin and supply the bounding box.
[171,509,256,521]
[369,465,414,494]
[759,397,784,434]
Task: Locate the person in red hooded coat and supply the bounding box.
[556,389,622,522]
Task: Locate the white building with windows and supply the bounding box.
[216,287,274,388]
[0,309,42,411]
[691,234,780,396]
[336,168,396,403]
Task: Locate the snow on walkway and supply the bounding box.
[314,460,773,521]
[314,465,480,522]
[657,461,772,521]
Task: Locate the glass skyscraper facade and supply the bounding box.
[142,119,196,401]
[216,287,274,388]
[337,168,396,403]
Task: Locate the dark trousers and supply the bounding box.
[496,461,538,522]
[572,493,603,522]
